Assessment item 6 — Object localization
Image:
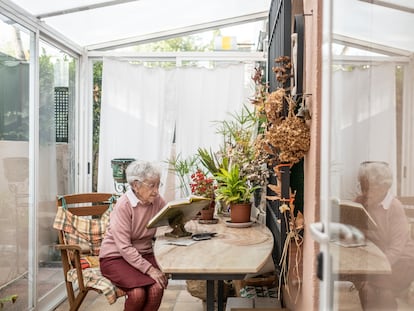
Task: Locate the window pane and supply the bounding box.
[0,13,31,309]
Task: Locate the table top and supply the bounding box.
[154,217,274,275]
[330,240,391,278]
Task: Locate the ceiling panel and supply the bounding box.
[7,0,270,49]
[336,0,414,54]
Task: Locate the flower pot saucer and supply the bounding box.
[225,220,253,228]
[198,218,219,224]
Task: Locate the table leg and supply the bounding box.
[217,280,224,311]
[206,280,214,311]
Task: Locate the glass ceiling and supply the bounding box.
[333,0,414,55]
[3,0,414,55]
[8,0,271,51]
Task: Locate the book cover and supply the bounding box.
[335,199,377,231]
[147,195,211,228]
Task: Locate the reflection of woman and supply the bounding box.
[99,160,168,311]
[355,161,414,310]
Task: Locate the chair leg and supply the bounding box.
[65,281,76,307]
[69,289,89,311]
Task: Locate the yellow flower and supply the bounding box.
[279,203,289,213]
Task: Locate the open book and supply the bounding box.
[334,199,377,231]
[147,195,211,229]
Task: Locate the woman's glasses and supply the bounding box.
[138,180,163,190]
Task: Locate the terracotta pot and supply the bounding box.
[200,208,214,220]
[199,200,215,220]
[230,202,252,223]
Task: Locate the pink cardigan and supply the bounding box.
[99,189,166,273]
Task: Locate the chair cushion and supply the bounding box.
[80,256,100,269]
[67,267,120,304]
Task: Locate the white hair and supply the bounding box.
[357,161,393,189]
[126,160,161,185]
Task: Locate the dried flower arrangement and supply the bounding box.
[268,176,304,303]
[251,56,310,166]
[250,57,309,303]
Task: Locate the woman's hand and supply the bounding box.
[147,266,168,289]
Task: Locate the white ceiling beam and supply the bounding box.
[86,11,268,51]
[36,0,140,19]
[333,33,412,57]
[87,51,267,62]
[332,55,409,65]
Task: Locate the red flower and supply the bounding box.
[189,169,216,198]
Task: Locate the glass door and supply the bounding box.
[314,0,414,310]
[0,15,33,310]
[0,12,77,309]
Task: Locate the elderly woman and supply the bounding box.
[99,160,168,311]
[355,161,414,310]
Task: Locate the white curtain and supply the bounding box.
[98,58,252,196]
[98,58,176,193]
[330,63,397,199]
[175,64,247,159]
[401,61,414,195]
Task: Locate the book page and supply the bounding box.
[147,195,211,228]
[336,199,377,230]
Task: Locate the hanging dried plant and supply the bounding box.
[267,96,310,164]
[265,169,304,304]
[258,94,310,165]
[264,88,285,125]
[249,56,308,304]
[272,56,293,87]
[251,56,310,166]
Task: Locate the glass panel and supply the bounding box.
[325,0,414,310]
[0,14,31,310]
[37,40,76,301]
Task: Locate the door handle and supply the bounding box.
[309,222,330,244]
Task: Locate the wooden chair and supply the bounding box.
[53,193,125,311]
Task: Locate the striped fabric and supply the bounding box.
[53,205,111,255]
[67,267,122,304]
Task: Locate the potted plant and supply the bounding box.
[197,147,228,176]
[189,169,216,220]
[214,164,260,223]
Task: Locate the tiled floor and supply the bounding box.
[53,280,206,311]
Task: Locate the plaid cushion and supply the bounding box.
[53,205,111,255]
[67,267,120,304]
